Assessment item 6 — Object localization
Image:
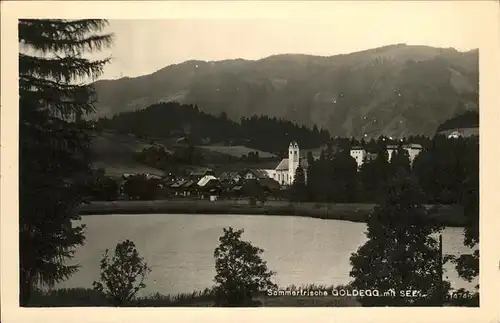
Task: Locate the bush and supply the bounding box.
[88,174,119,201]
[93,240,151,306]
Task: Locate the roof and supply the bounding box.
[350,146,365,150]
[197,175,217,187]
[170,179,187,188]
[386,145,399,149]
[276,158,289,171]
[219,172,240,181]
[249,169,269,179]
[189,167,213,176]
[275,156,310,172]
[182,180,196,188]
[405,143,423,149]
[258,169,276,178]
[203,178,220,189]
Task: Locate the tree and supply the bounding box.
[330,150,358,202]
[359,157,377,202]
[389,146,411,175]
[290,165,307,202]
[243,179,266,205]
[451,139,479,305]
[93,240,151,306]
[306,157,329,202]
[213,227,276,306]
[306,151,314,166]
[87,171,119,201]
[18,19,113,305]
[349,169,450,306]
[371,145,391,199]
[123,174,160,200]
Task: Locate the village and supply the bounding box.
[112,141,423,203]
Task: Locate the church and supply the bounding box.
[261,141,311,186]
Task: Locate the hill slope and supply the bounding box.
[92,44,479,137]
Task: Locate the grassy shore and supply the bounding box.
[28,285,360,307]
[27,284,478,307]
[77,200,466,227]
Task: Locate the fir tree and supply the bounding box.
[290,165,307,202]
[389,145,411,175]
[349,169,451,306]
[18,19,113,305]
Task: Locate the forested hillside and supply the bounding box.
[92,44,479,137]
[96,102,331,154]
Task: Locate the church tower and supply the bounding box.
[288,141,300,185]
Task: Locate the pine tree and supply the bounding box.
[349,169,450,306]
[18,19,113,305]
[290,165,307,202]
[389,145,411,175]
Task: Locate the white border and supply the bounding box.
[2,1,499,323]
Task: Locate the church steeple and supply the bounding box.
[288,141,299,184]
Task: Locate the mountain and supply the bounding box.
[92,44,479,138]
[435,110,479,137]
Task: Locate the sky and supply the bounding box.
[95,1,484,81]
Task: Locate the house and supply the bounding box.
[145,173,162,180]
[189,167,215,180]
[219,171,242,183]
[448,131,462,139]
[405,143,423,164]
[170,179,188,196]
[350,146,366,169]
[197,175,218,187]
[240,169,270,181]
[181,180,197,196]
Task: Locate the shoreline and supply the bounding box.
[77,200,467,227]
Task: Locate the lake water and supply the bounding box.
[57,214,478,296]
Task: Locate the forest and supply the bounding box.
[95,102,331,154]
[296,135,479,205]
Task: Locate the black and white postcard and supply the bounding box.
[1,1,499,323]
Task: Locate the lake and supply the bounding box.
[56,213,478,296]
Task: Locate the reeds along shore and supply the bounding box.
[27,285,360,307]
[77,200,466,227]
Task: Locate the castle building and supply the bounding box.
[350,143,423,170]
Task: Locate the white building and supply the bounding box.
[349,143,423,169]
[405,143,423,163]
[350,146,366,169]
[263,141,311,186]
[448,131,462,139]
